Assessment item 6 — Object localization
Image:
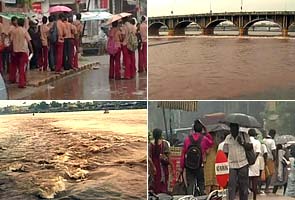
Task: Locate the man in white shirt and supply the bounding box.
[263,129,276,193]
[223,123,249,200]
[258,141,267,194]
[248,129,261,200]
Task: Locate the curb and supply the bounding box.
[27,61,100,87]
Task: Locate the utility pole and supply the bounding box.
[136,0,140,21]
[76,0,80,13]
[210,0,212,14]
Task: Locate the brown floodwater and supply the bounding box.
[148,36,295,100]
[0,110,147,199]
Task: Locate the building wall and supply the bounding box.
[0,1,28,31]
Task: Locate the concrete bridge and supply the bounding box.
[149,11,295,36]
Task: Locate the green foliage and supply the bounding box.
[0,101,147,115]
[263,102,295,135]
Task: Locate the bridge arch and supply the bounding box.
[148,22,169,36]
[174,20,201,35]
[243,19,282,36]
[288,22,295,36]
[205,19,238,35]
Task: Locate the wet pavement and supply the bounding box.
[8,55,147,100]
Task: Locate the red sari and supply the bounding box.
[149,141,169,194]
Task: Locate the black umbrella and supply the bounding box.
[221,113,261,128]
[206,123,230,133]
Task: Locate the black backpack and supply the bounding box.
[185,134,203,170]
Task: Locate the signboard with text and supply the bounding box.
[215,150,229,188]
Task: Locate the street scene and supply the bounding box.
[0,100,147,199]
[148,0,295,100]
[148,101,295,200]
[0,0,147,100]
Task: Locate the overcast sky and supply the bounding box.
[148,0,295,16]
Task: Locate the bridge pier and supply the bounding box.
[239,28,248,36]
[201,28,214,35]
[168,29,175,36]
[282,28,289,37]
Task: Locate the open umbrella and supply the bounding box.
[49,5,72,14]
[221,113,261,128]
[106,14,122,25]
[275,135,295,145]
[206,124,230,133]
[119,12,132,18]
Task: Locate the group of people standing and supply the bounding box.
[223,127,295,200]
[0,13,83,88]
[149,121,295,199]
[108,15,147,80]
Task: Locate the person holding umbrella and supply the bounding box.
[223,123,250,200]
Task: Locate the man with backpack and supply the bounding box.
[180,119,214,196]
[223,123,250,200]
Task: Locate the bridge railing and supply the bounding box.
[149,11,295,20]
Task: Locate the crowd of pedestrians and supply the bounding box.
[107,15,147,80]
[149,120,295,199]
[0,13,83,88]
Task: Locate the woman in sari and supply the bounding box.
[149,128,174,194]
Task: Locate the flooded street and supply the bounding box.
[149,35,295,100]
[0,110,147,199]
[9,55,147,100]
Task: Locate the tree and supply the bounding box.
[38,101,49,110]
[50,101,62,108]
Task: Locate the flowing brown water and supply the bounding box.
[0,110,147,199]
[149,35,295,100]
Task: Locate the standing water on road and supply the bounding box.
[149,36,295,100]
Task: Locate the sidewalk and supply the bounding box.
[7,54,147,100]
[24,57,100,87]
[7,56,101,99]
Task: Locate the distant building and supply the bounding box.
[109,0,146,18]
[0,0,29,29]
